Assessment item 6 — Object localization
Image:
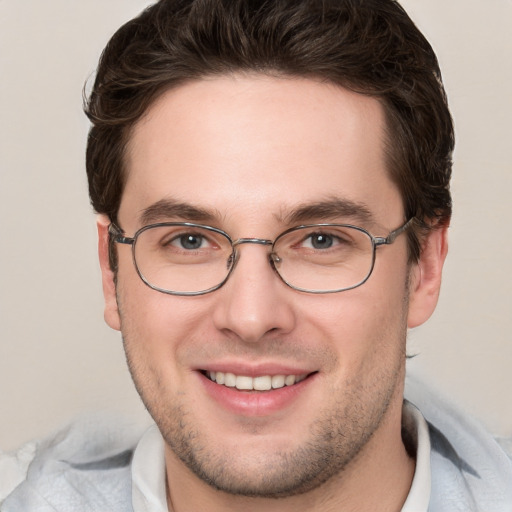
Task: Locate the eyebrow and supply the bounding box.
[280,197,375,226]
[138,196,375,229]
[139,198,219,225]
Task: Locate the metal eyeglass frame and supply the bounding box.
[109,218,415,296]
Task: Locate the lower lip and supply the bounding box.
[198,372,316,417]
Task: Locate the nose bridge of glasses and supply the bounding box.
[232,238,273,248]
[224,237,285,296]
[229,238,277,272]
[228,238,280,284]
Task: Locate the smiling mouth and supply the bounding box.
[202,371,314,391]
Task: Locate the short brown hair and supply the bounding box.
[85,0,454,263]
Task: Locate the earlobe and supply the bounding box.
[407,223,449,328]
[97,215,121,331]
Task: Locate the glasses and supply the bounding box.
[109,219,414,296]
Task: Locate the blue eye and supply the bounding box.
[176,234,205,250]
[300,233,340,250]
[308,233,334,249]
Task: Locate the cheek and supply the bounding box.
[117,245,209,327]
[120,289,212,352]
[117,283,215,407]
[297,275,409,369]
[114,252,214,361]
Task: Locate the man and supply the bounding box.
[1,0,511,510]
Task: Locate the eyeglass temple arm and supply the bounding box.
[108,223,135,245]
[374,218,415,247]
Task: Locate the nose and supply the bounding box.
[212,242,296,343]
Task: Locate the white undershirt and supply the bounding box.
[131,425,168,512]
[400,401,431,511]
[131,401,431,512]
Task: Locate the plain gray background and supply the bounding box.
[1,0,511,451]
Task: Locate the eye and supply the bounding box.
[306,233,335,250]
[300,232,347,250]
[171,233,208,250]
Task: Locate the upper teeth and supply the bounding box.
[207,371,307,391]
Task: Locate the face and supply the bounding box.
[99,75,444,498]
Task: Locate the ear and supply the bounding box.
[407,223,449,328]
[97,215,121,331]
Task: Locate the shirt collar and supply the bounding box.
[132,424,168,512]
[400,400,432,512]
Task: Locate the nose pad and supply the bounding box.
[223,247,283,291]
[270,252,282,265]
[226,250,238,271]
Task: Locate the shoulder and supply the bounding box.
[405,373,512,512]
[0,415,146,512]
[496,437,512,459]
[0,441,37,503]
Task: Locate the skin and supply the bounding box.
[98,74,447,512]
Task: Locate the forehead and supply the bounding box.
[120,74,401,232]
